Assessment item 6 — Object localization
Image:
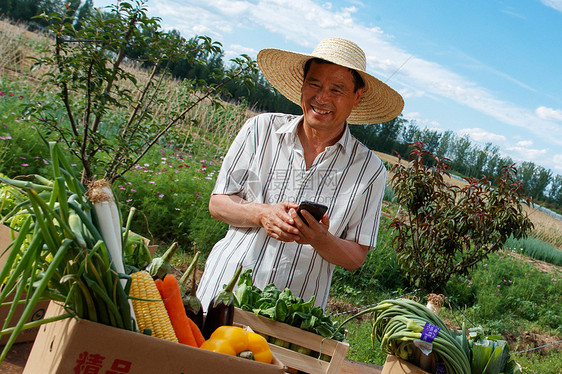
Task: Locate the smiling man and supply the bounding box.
[197,37,404,310]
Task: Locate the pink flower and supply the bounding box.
[158,194,164,198]
[21,163,29,167]
[195,193,202,199]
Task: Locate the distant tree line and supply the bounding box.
[2,0,561,212]
[350,118,562,213]
[0,0,302,115]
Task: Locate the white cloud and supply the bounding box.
[552,154,562,172]
[458,128,506,144]
[404,112,441,130]
[515,140,533,147]
[536,106,562,121]
[224,44,258,61]
[505,143,548,163]
[540,0,562,12]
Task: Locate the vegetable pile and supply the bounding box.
[234,269,345,342]
[340,298,521,374]
[0,147,274,366]
[1,153,287,368]
[0,142,135,361]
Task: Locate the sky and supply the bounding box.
[93,0,562,175]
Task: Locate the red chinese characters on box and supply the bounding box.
[73,352,132,374]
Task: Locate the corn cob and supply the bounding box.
[130,270,178,343]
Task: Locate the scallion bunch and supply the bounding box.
[0,142,134,362]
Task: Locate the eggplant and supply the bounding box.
[184,292,204,331]
[146,242,178,280]
[202,265,242,339]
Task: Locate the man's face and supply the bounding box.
[300,61,363,133]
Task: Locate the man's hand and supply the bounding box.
[290,207,330,246]
[259,202,300,242]
[209,194,300,242]
[290,208,369,270]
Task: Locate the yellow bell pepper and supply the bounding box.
[200,325,273,364]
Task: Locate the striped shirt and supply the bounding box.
[197,113,386,309]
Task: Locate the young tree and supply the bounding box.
[390,142,534,293]
[28,0,257,183]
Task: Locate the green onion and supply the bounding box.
[0,142,135,364]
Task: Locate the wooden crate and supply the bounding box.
[381,355,430,374]
[233,307,349,374]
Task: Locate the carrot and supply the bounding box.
[158,274,198,347]
[186,313,205,347]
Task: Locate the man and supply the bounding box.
[197,37,404,309]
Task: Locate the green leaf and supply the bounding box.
[471,343,492,374]
[483,345,504,374]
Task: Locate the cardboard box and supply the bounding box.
[23,302,286,374]
[233,307,349,374]
[381,355,430,374]
[0,224,50,345]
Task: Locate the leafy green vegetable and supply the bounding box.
[461,326,521,374]
[234,270,345,341]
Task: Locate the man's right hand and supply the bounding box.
[209,195,300,242]
[258,201,300,242]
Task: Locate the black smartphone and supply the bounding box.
[296,201,328,224]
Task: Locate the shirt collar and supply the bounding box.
[276,115,353,155]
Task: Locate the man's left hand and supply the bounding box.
[289,208,369,270]
[290,208,330,246]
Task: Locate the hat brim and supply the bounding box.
[257,48,404,124]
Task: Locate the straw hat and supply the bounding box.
[257,37,404,124]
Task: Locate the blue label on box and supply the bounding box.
[421,323,440,342]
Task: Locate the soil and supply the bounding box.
[0,342,32,374]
